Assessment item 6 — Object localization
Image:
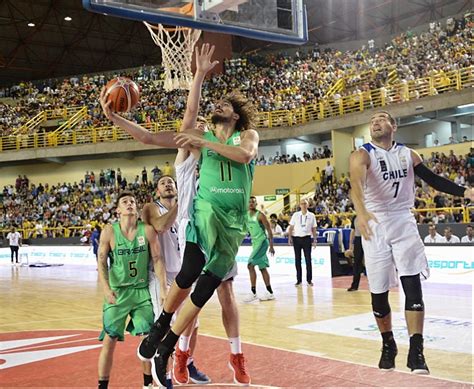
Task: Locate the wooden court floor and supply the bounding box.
[0,263,472,387]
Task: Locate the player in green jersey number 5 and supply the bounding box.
[99,44,258,386]
[97,191,175,389]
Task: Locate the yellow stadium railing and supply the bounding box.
[264,176,317,216]
[13,111,46,135]
[44,106,85,121]
[1,66,472,152]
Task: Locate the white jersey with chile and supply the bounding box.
[155,201,182,273]
[175,153,198,223]
[361,142,415,213]
[175,153,198,258]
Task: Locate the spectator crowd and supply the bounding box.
[1,150,471,241]
[0,13,472,138]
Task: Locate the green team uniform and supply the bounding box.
[186,130,255,279]
[99,221,154,341]
[247,210,270,270]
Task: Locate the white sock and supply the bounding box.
[229,336,242,354]
[178,335,191,352]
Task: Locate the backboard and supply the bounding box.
[82,0,308,44]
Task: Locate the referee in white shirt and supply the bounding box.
[7,226,22,265]
[288,199,318,286]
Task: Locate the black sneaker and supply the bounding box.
[378,342,398,371]
[188,361,211,384]
[137,322,169,361]
[407,345,430,374]
[151,349,172,387]
[347,287,358,292]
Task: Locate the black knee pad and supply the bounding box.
[190,271,222,308]
[371,291,391,318]
[175,242,206,289]
[400,274,424,311]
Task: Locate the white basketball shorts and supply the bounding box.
[362,210,429,294]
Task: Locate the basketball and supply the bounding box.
[105,77,140,112]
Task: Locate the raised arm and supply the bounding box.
[349,149,377,240]
[175,129,259,164]
[142,203,178,234]
[176,44,218,165]
[181,44,219,133]
[99,87,179,148]
[258,212,275,255]
[411,149,473,200]
[145,224,168,306]
[97,224,116,304]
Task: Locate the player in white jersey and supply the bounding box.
[145,175,210,386]
[350,111,473,374]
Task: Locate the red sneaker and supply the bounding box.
[172,348,190,384]
[228,353,251,385]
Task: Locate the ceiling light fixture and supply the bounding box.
[64,16,72,21]
[27,22,35,27]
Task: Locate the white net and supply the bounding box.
[144,22,201,91]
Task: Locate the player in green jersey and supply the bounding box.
[243,196,276,303]
[97,191,173,389]
[99,44,258,386]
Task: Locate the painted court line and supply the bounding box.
[1,336,99,352]
[202,333,473,385]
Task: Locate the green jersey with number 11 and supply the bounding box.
[197,131,255,212]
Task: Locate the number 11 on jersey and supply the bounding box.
[220,161,232,182]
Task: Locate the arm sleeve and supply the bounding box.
[289,213,296,226]
[414,163,466,197]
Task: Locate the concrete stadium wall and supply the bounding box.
[0,153,177,188]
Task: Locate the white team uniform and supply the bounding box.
[175,153,237,280]
[360,142,429,294]
[148,201,181,319]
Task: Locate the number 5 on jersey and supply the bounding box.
[129,260,137,277]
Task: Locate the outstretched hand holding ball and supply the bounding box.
[100,77,140,120]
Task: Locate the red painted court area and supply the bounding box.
[1,330,470,388]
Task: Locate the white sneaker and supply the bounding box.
[259,291,275,301]
[243,293,258,303]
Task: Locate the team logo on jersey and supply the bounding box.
[137,236,145,246]
[232,136,241,145]
[378,159,388,172]
[400,156,408,170]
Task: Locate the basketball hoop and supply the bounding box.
[144,22,201,91]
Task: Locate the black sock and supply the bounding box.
[266,285,273,294]
[410,333,423,348]
[251,286,256,295]
[157,310,174,328]
[381,331,395,345]
[159,330,180,356]
[98,380,108,389]
[144,374,153,386]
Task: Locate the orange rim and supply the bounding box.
[145,3,195,33]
